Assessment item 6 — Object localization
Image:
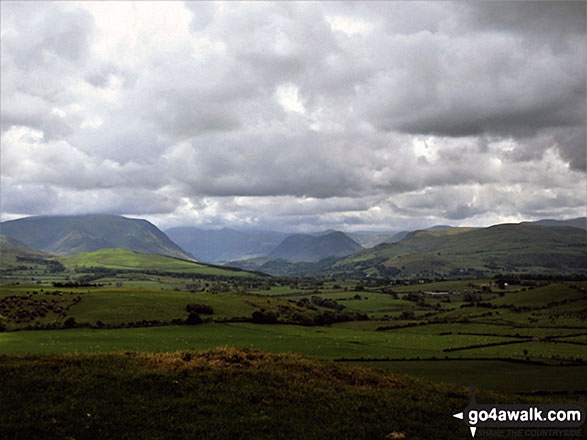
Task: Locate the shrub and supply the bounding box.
[186,312,202,325]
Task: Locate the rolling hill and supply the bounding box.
[268,231,362,263]
[331,223,587,277]
[58,248,259,277]
[165,227,287,262]
[0,215,193,260]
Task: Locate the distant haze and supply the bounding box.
[1,1,585,232]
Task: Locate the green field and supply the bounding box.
[0,322,521,359]
[1,270,586,398]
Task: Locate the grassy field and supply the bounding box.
[0,348,574,440]
[1,322,586,389]
[0,322,519,358]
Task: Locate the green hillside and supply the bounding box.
[0,235,50,264]
[0,215,193,260]
[59,248,258,277]
[332,224,587,277]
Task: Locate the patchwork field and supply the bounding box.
[1,277,586,396]
[1,263,586,440]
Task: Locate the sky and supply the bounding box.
[1,1,586,232]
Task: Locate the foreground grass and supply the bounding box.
[0,348,566,440]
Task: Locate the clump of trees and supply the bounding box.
[251,310,278,324]
[309,296,345,311]
[185,304,214,315]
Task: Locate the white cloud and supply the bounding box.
[326,15,371,36]
[275,83,306,114]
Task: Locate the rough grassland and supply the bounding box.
[0,348,568,440]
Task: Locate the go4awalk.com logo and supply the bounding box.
[453,386,586,438]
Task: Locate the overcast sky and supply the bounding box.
[1,1,585,232]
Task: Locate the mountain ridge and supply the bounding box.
[268,231,363,263]
[1,215,193,261]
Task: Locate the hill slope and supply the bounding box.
[59,248,257,277]
[333,224,587,277]
[0,215,193,260]
[268,231,363,263]
[165,227,287,262]
[0,234,58,270]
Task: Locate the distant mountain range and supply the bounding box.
[165,227,287,262]
[267,231,363,263]
[0,215,193,261]
[521,217,587,230]
[1,214,584,278]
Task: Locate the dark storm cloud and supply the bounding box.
[1,1,585,230]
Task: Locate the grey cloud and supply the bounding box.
[1,2,95,140]
[1,177,178,218]
[354,2,586,172]
[1,1,585,231]
[163,131,373,198]
[2,1,94,69]
[459,2,586,39]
